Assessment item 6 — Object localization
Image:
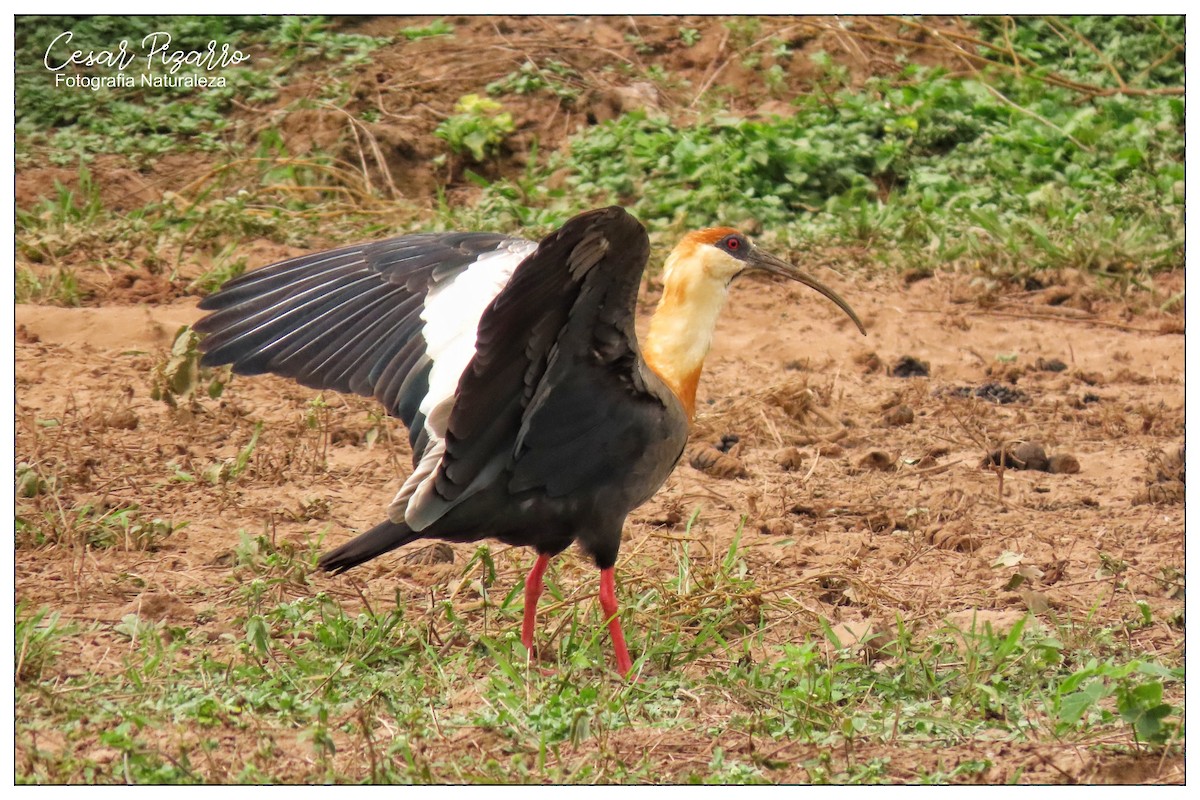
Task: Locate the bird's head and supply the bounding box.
[665,227,866,335]
[647,225,866,420]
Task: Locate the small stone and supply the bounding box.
[1012,442,1051,471]
[858,450,897,471]
[973,383,1029,405]
[101,408,140,430]
[687,443,747,479]
[1035,357,1068,373]
[929,525,982,553]
[758,518,794,537]
[1048,453,1081,474]
[716,433,741,453]
[774,447,805,471]
[854,351,883,373]
[983,442,1049,471]
[865,511,897,533]
[121,591,190,622]
[882,404,915,427]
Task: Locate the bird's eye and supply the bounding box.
[725,236,741,251]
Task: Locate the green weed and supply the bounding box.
[150,326,228,407]
[487,59,581,102]
[400,19,454,41]
[202,421,263,484]
[435,95,517,163]
[465,49,1181,280]
[15,15,395,167]
[16,602,76,682]
[16,501,184,551]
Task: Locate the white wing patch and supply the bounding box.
[388,240,537,529]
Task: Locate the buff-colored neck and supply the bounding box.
[643,241,733,420]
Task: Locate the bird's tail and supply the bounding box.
[317,519,421,574]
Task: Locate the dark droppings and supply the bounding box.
[946,383,1029,404]
[892,355,930,378]
[1035,357,1068,372]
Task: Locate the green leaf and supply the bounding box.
[245,615,271,655]
[1058,681,1106,726]
[1117,680,1176,743]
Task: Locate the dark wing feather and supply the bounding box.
[412,207,675,520]
[194,232,530,429]
[507,211,676,499]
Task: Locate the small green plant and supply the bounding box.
[150,326,229,407]
[189,246,248,296]
[303,395,333,469]
[272,16,389,66]
[486,59,580,102]
[14,266,83,305]
[400,18,454,40]
[679,27,701,47]
[15,461,53,498]
[435,95,516,162]
[16,602,75,682]
[107,506,187,551]
[763,64,787,96]
[16,501,183,551]
[17,166,105,229]
[726,17,763,51]
[203,421,264,484]
[1053,657,1182,746]
[624,32,655,55]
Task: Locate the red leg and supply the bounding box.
[521,553,552,655]
[598,567,635,678]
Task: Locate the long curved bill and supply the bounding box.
[747,246,867,335]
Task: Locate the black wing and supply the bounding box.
[403,206,676,528]
[194,232,533,440]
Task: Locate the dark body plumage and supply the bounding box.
[195,207,689,574]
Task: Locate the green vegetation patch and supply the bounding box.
[15,583,1184,783]
[15,16,390,165]
[460,16,1183,283]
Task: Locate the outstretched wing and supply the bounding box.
[194,232,537,450]
[397,206,679,530]
[195,207,676,537]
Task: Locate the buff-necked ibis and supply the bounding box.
[194,206,865,678]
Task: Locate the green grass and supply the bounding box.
[14,16,1184,301]
[487,58,581,102]
[15,527,1183,783]
[15,136,385,302]
[15,499,186,552]
[15,16,401,294]
[15,16,390,165]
